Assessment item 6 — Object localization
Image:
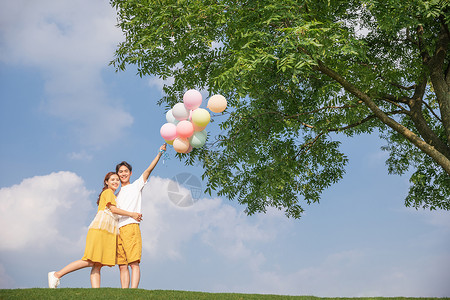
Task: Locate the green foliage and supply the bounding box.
[110,0,450,218]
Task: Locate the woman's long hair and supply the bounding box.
[97,171,116,206]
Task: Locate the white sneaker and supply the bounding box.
[48,271,60,288]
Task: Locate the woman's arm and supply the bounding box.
[107,204,142,222]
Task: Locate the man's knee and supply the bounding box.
[129,261,140,269]
[119,264,129,271]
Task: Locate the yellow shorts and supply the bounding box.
[116,223,142,265]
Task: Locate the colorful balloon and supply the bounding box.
[160,123,177,141]
[176,120,194,138]
[165,139,174,145]
[183,89,203,110]
[189,130,207,148]
[191,108,210,127]
[166,109,179,124]
[193,122,207,132]
[184,144,193,153]
[207,94,227,113]
[173,137,190,153]
[172,103,190,121]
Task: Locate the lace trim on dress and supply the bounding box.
[88,207,119,235]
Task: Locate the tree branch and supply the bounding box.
[293,110,404,160]
[379,94,410,105]
[417,24,431,63]
[316,59,450,174]
[406,74,450,158]
[295,132,324,159]
[378,75,416,91]
[327,110,404,132]
[283,101,364,119]
[423,100,442,122]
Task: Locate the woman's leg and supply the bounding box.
[90,263,103,288]
[54,259,93,279]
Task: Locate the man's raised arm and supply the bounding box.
[142,143,167,182]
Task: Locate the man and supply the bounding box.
[115,143,166,288]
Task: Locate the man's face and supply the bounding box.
[117,165,131,184]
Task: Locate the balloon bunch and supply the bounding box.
[160,89,227,153]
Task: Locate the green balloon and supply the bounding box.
[189,130,207,148]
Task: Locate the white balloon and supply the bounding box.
[172,103,190,121]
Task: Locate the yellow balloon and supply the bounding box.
[165,139,174,145]
[207,94,227,113]
[191,108,210,127]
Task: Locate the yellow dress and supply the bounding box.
[81,189,119,266]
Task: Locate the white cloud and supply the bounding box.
[140,176,276,263]
[0,0,133,147]
[0,0,119,67]
[0,171,93,251]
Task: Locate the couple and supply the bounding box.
[48,143,167,289]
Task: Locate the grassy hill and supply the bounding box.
[0,289,448,300]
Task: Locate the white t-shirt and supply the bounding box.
[116,174,147,228]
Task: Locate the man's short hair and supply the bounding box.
[116,161,132,173]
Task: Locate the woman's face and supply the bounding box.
[106,174,120,191]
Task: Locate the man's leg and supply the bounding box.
[130,261,140,288]
[118,224,142,288]
[119,264,130,288]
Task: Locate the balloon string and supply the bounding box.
[161,150,170,165]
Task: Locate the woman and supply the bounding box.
[48,172,142,288]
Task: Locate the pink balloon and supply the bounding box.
[173,137,190,153]
[160,123,177,141]
[183,89,202,110]
[176,120,194,138]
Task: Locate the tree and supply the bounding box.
[110,0,450,218]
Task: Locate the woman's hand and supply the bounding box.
[131,212,143,222]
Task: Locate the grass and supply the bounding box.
[0,289,448,300]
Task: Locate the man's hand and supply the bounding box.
[131,212,143,222]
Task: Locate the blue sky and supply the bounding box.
[0,0,449,297]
